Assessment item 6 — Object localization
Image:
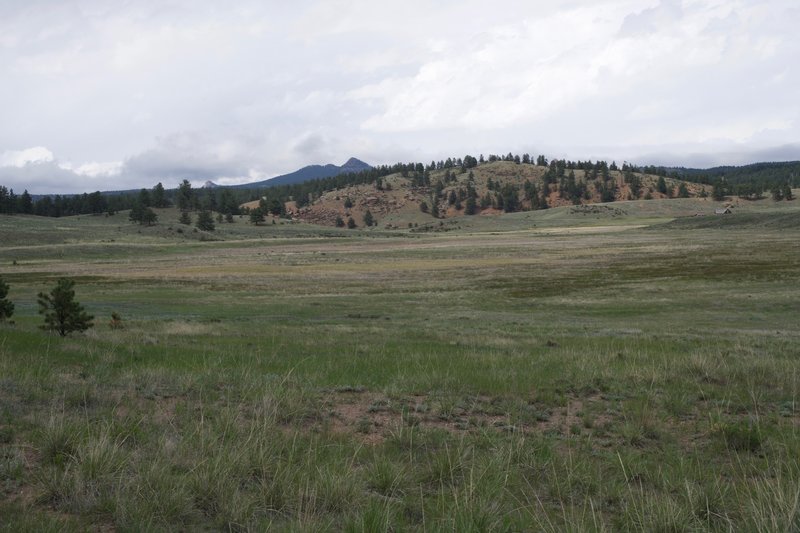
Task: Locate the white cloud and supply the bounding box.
[0,146,55,167]
[0,0,798,194]
[70,161,123,178]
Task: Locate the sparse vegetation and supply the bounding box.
[0,194,799,529]
[109,311,123,330]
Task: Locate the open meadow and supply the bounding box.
[1,198,799,531]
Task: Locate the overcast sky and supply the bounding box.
[1,0,798,194]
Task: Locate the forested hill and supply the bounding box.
[668,161,800,186]
[1,154,797,219]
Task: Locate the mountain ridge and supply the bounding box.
[228,157,371,190]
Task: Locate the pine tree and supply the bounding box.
[179,211,192,225]
[712,181,726,201]
[0,277,13,322]
[657,176,668,195]
[347,217,356,229]
[177,179,193,211]
[37,278,93,336]
[152,182,168,207]
[464,196,476,215]
[19,190,33,214]
[430,200,439,218]
[129,204,157,225]
[363,210,374,227]
[196,210,215,231]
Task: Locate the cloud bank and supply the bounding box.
[0,0,798,193]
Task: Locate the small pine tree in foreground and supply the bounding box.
[0,277,13,322]
[37,278,93,336]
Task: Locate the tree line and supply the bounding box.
[3,156,796,220]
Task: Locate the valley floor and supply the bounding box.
[1,202,799,530]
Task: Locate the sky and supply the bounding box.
[1,0,798,194]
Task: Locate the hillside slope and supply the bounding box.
[292,161,713,228]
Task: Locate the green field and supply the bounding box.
[1,198,799,531]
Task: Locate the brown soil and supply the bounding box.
[320,390,617,445]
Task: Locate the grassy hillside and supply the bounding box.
[1,203,799,530]
[292,161,712,229]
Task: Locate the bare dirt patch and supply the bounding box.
[321,390,617,444]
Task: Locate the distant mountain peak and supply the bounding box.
[228,157,372,190]
[202,180,219,189]
[339,157,371,173]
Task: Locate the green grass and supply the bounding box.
[1,200,799,530]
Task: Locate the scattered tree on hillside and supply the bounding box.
[216,190,235,217]
[138,188,151,208]
[0,277,13,322]
[712,181,726,201]
[347,217,356,229]
[419,201,429,213]
[363,209,374,227]
[499,183,520,212]
[430,200,440,218]
[624,171,642,199]
[599,180,617,203]
[447,190,457,205]
[268,198,285,218]
[179,211,192,225]
[129,204,158,226]
[335,216,345,227]
[464,196,477,215]
[177,179,193,211]
[152,182,168,208]
[196,210,215,231]
[37,278,93,336]
[677,182,690,198]
[657,176,668,195]
[783,182,794,200]
[344,197,353,208]
[733,181,764,200]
